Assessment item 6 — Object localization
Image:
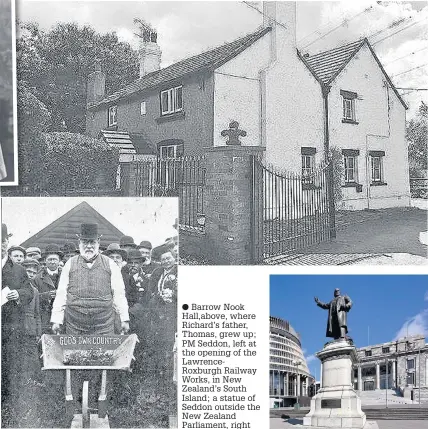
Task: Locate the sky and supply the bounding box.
[270,274,428,381]
[17,0,427,118]
[1,197,178,247]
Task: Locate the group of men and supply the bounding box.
[1,221,178,418]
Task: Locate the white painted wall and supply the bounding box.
[329,44,410,210]
[213,34,271,147]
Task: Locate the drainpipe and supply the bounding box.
[322,84,336,239]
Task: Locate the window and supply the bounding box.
[342,149,360,184]
[140,101,147,116]
[365,350,372,357]
[341,90,358,123]
[407,359,415,370]
[160,86,183,115]
[369,151,385,184]
[407,373,415,385]
[159,144,184,159]
[382,347,390,354]
[108,105,118,127]
[301,147,316,185]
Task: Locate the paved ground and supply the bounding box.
[267,205,427,265]
[270,418,428,429]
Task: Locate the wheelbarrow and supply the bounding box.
[41,334,138,428]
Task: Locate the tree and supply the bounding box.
[17,21,139,134]
[2,86,119,196]
[407,101,427,177]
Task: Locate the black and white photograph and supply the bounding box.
[1,197,178,428]
[0,0,17,184]
[4,0,427,265]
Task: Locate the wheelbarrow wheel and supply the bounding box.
[82,380,90,428]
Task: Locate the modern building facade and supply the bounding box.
[352,335,428,399]
[269,316,315,407]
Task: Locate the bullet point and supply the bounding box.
[182,304,189,310]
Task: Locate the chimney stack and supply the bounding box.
[263,1,297,59]
[86,59,105,105]
[138,25,161,77]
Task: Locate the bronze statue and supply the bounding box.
[314,288,352,340]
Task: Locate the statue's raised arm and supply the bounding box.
[314,296,329,309]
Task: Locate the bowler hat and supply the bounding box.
[43,244,64,258]
[26,247,42,259]
[8,245,26,256]
[152,243,174,261]
[78,223,101,240]
[61,242,78,254]
[22,258,40,268]
[2,223,12,241]
[104,243,128,260]
[120,235,136,248]
[127,249,144,261]
[137,240,152,250]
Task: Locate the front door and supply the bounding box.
[364,380,375,391]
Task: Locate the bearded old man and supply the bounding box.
[314,288,352,340]
[50,223,129,335]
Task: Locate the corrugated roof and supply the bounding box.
[89,26,271,110]
[302,38,407,109]
[20,201,125,251]
[100,130,136,154]
[303,39,365,85]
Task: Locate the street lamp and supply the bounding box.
[293,359,302,409]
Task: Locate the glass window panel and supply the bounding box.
[175,86,183,111]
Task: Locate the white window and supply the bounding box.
[140,101,146,116]
[371,156,383,183]
[108,105,117,127]
[159,144,183,159]
[344,155,358,183]
[343,97,355,121]
[302,154,314,184]
[341,90,357,122]
[160,86,183,115]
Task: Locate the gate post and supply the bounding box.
[203,146,265,265]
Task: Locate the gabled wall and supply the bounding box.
[328,44,410,210]
[213,35,271,146]
[86,73,215,156]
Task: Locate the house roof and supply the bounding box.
[99,130,137,155]
[88,26,272,110]
[20,201,125,251]
[301,38,407,109]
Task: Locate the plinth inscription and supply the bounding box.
[321,399,341,409]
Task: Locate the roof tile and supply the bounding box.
[90,26,271,109]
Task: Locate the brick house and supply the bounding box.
[85,2,410,211]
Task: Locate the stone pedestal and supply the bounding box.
[303,339,366,428]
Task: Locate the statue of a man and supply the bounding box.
[314,288,352,340]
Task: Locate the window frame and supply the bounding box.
[340,90,358,124]
[407,358,415,370]
[382,347,390,354]
[160,85,183,116]
[344,155,358,184]
[108,105,118,127]
[370,154,385,184]
[365,350,372,357]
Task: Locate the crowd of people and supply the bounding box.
[1,220,178,426]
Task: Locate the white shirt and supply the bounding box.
[50,254,130,325]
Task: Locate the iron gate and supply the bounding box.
[134,157,206,231]
[251,156,335,262]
